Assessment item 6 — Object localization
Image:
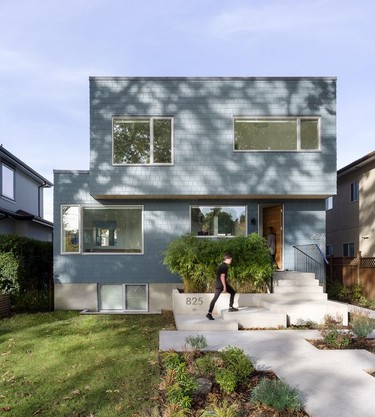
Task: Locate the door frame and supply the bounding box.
[258,203,284,270]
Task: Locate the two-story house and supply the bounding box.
[326,150,375,257]
[54,76,337,313]
[0,145,53,241]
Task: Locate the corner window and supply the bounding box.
[1,163,15,200]
[61,206,143,254]
[350,181,359,202]
[343,242,354,257]
[325,197,333,211]
[99,284,148,311]
[233,117,320,151]
[113,117,173,165]
[191,206,246,237]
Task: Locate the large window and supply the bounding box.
[1,163,15,200]
[100,284,148,311]
[113,117,173,164]
[191,206,246,237]
[62,206,143,254]
[234,117,320,151]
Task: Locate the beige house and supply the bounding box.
[326,151,375,257]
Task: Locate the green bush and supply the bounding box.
[163,233,274,293]
[250,378,303,412]
[193,354,216,378]
[0,234,52,311]
[201,400,239,417]
[185,334,208,351]
[162,350,185,370]
[219,346,253,382]
[321,315,352,349]
[351,313,375,339]
[215,368,238,395]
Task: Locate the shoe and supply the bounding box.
[228,307,238,312]
[206,313,214,320]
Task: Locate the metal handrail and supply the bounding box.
[293,244,327,290]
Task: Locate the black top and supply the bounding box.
[215,262,229,288]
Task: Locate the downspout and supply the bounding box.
[38,180,50,218]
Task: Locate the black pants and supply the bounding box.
[208,283,236,314]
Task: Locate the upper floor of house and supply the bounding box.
[88,76,337,199]
[0,145,53,224]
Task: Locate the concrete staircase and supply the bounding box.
[172,271,349,331]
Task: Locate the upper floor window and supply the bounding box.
[62,205,143,254]
[113,117,173,165]
[350,181,359,202]
[233,117,320,151]
[191,206,247,237]
[1,163,15,200]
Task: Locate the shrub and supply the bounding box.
[200,400,240,417]
[215,368,238,395]
[164,363,198,410]
[193,354,216,378]
[185,334,208,351]
[162,350,185,370]
[219,346,253,382]
[250,378,302,412]
[0,252,19,295]
[351,313,375,339]
[163,233,274,293]
[321,315,352,349]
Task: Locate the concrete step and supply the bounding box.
[174,314,238,331]
[260,299,348,326]
[273,278,320,286]
[273,271,316,280]
[273,285,324,294]
[262,293,328,304]
[221,307,287,329]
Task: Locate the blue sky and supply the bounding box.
[1,0,374,221]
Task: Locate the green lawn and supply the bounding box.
[0,311,175,417]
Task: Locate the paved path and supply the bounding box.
[159,330,375,417]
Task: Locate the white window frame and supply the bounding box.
[99,283,149,312]
[61,205,144,255]
[233,116,321,152]
[112,116,174,165]
[325,196,333,211]
[1,163,15,200]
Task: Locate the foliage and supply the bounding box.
[0,234,53,311]
[250,378,303,412]
[200,400,240,417]
[321,314,352,349]
[326,280,375,310]
[0,311,175,417]
[185,334,208,351]
[162,350,186,370]
[0,252,19,295]
[163,233,274,293]
[214,368,238,395]
[350,313,375,339]
[193,354,216,378]
[219,346,253,382]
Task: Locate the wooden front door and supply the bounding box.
[263,205,283,269]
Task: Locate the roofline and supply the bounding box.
[338,150,375,177]
[0,208,53,228]
[0,145,53,187]
[89,76,337,82]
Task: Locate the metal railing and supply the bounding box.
[293,244,328,290]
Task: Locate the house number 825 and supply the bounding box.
[186,297,203,305]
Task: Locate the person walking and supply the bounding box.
[267,226,276,264]
[206,254,238,320]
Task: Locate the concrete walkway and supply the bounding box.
[159,329,375,417]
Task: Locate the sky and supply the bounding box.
[1,0,374,222]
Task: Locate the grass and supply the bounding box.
[0,311,175,417]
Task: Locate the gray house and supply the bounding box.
[0,145,53,241]
[54,76,336,313]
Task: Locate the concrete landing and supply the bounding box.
[221,307,287,329]
[174,314,238,331]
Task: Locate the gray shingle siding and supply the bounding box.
[89,77,336,198]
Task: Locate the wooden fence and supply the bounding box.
[326,252,375,300]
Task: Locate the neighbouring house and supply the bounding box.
[326,150,375,257]
[53,76,337,313]
[0,145,53,241]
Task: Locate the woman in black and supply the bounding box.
[206,254,238,320]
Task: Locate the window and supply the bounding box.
[100,284,148,311]
[113,117,173,164]
[233,117,320,151]
[325,197,333,211]
[1,163,15,200]
[62,206,143,254]
[326,245,333,257]
[343,242,354,257]
[350,181,359,202]
[191,206,246,237]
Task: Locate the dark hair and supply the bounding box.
[223,253,232,260]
